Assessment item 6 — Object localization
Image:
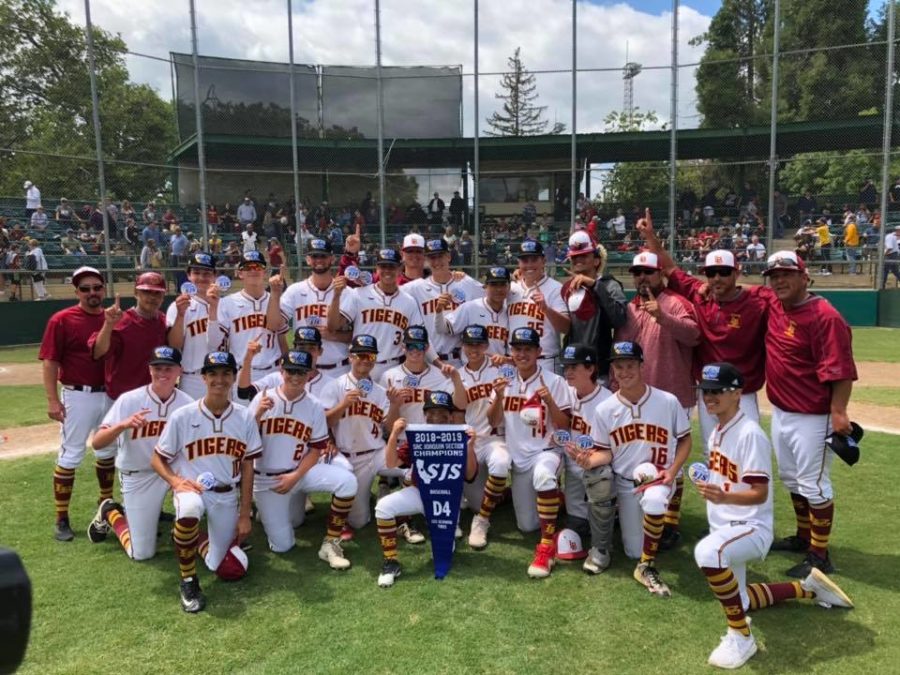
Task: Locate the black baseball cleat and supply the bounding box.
[787,551,835,579]
[771,535,810,552]
[658,526,682,552]
[180,576,206,613]
[377,559,402,588]
[54,518,75,542]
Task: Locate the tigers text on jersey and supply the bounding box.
[459,360,503,438]
[705,411,773,532]
[99,385,195,472]
[404,275,484,357]
[379,364,452,425]
[319,373,389,453]
[591,385,690,479]
[248,388,329,474]
[443,298,510,357]
[252,370,333,403]
[165,297,210,374]
[569,384,612,437]
[501,367,573,465]
[338,285,425,362]
[509,276,568,358]
[155,399,262,486]
[213,290,286,369]
[280,278,349,367]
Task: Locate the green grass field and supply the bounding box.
[2,424,899,675]
[0,386,50,428]
[850,387,900,408]
[0,344,40,364]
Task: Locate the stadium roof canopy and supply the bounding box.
[169,117,892,170]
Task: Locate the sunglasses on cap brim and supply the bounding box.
[765,257,803,272]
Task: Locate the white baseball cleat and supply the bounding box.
[378,558,402,588]
[802,567,854,609]
[318,538,351,570]
[582,547,611,575]
[87,498,113,543]
[397,522,425,545]
[468,515,490,550]
[633,561,671,597]
[707,629,757,669]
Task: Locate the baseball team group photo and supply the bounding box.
[1,0,900,673]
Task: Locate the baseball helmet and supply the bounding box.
[516,240,544,258]
[484,266,511,284]
[461,324,489,344]
[216,545,249,581]
[201,351,238,374]
[149,345,182,367]
[555,528,588,561]
[281,350,313,372]
[350,334,379,354]
[608,341,644,362]
[293,326,322,346]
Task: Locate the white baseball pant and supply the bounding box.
[341,449,404,529]
[174,489,239,571]
[770,406,834,503]
[615,475,675,559]
[462,438,511,510]
[290,453,354,527]
[510,450,562,533]
[56,388,113,470]
[694,524,774,610]
[119,469,170,560]
[374,485,424,521]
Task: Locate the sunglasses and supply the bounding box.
[704,267,734,278]
[767,257,801,270]
[78,284,104,292]
[631,268,658,277]
[352,352,377,362]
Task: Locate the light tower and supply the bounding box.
[623,61,642,126]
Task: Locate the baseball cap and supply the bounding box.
[402,233,425,250]
[423,390,454,411]
[149,345,182,366]
[698,362,744,391]
[23,181,32,189]
[555,528,587,561]
[294,326,322,346]
[239,250,267,268]
[350,334,379,354]
[461,324,489,344]
[763,250,806,275]
[282,350,313,372]
[72,266,103,287]
[509,327,540,347]
[701,250,737,270]
[608,341,644,362]
[187,251,216,271]
[826,422,864,466]
[307,238,333,255]
[403,325,429,347]
[484,267,511,284]
[376,248,402,266]
[201,351,238,374]
[517,240,544,258]
[560,344,598,366]
[135,272,166,292]
[424,238,449,256]
[629,251,662,273]
[567,231,596,258]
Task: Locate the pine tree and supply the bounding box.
[485,47,565,136]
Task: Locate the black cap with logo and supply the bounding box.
[149,345,182,366]
[282,350,314,372]
[350,334,379,354]
[608,341,644,362]
[560,344,598,366]
[484,267,511,284]
[201,351,238,374]
[698,362,745,391]
[461,325,489,344]
[509,327,540,347]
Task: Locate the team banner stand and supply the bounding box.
[406,424,468,580]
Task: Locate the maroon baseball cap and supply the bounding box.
[135,272,167,292]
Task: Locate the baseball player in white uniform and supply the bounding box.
[207,251,288,389]
[559,343,614,574]
[327,248,429,381]
[578,341,692,598]
[87,346,194,560]
[320,335,402,536]
[403,238,484,367]
[279,238,351,376]
[167,252,217,399]
[151,351,262,613]
[508,241,570,369]
[692,361,853,670]
[457,325,511,550]
[488,327,573,578]
[248,350,357,569]
[437,266,511,363]
[374,392,478,588]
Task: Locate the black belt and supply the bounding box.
[340,448,378,457]
[438,348,462,361]
[182,370,199,376]
[254,468,294,477]
[119,468,153,476]
[210,484,233,493]
[252,364,277,372]
[377,355,405,366]
[62,384,106,393]
[318,358,350,370]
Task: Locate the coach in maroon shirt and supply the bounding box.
[89,272,168,401]
[39,266,117,541]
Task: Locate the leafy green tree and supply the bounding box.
[486,48,565,136]
[597,110,671,206]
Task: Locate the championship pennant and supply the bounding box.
[406,424,468,580]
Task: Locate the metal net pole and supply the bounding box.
[287,0,303,276]
[765,0,782,251]
[878,0,897,289]
[375,0,387,248]
[569,0,577,235]
[668,0,678,255]
[473,0,480,275]
[189,0,209,246]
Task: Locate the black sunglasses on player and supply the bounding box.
[703,267,734,278]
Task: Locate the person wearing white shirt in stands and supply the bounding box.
[24,180,41,222]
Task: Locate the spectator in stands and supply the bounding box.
[856,203,871,226]
[718,226,734,251]
[860,178,878,209]
[121,200,135,225]
[162,208,177,228]
[3,243,22,302]
[268,238,284,275]
[745,196,759,219]
[723,187,739,211]
[313,201,331,229]
[24,180,41,222]
[79,202,93,222]
[458,230,473,267]
[122,218,139,254]
[61,229,86,256]
[360,191,373,221]
[882,225,900,289]
[30,205,48,232]
[142,201,157,225]
[223,240,241,268]
[89,203,105,231]
[25,238,50,301]
[327,220,344,252]
[610,209,626,239]
[262,208,275,240]
[352,209,365,231]
[237,196,257,226]
[733,232,747,254]
[844,215,861,275]
[105,198,119,230]
[142,219,162,247]
[449,190,466,228]
[55,198,80,227]
[794,222,816,261]
[206,203,219,230]
[140,238,161,271]
[745,234,766,274]
[242,223,259,253]
[796,190,817,220]
[890,177,900,211]
[169,225,189,284]
[815,217,833,275]
[208,231,223,255]
[701,186,719,214]
[10,223,26,242]
[221,202,236,231]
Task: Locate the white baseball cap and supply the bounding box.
[702,250,737,269]
[402,233,425,250]
[72,266,103,287]
[628,251,661,273]
[23,181,32,189]
[567,231,595,258]
[554,528,587,561]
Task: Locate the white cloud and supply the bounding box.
[58,0,711,134]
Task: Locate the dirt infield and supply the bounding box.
[2,359,898,461]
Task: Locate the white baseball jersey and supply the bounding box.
[99,385,195,472]
[248,388,329,474]
[569,384,613,439]
[319,373,389,453]
[155,399,262,486]
[280,278,349,368]
[379,364,452,425]
[212,290,286,369]
[705,411,773,533]
[166,296,210,374]
[592,385,690,479]
[501,366,573,469]
[404,275,484,357]
[251,370,333,403]
[459,360,503,438]
[338,285,425,363]
[442,297,510,358]
[509,276,568,358]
